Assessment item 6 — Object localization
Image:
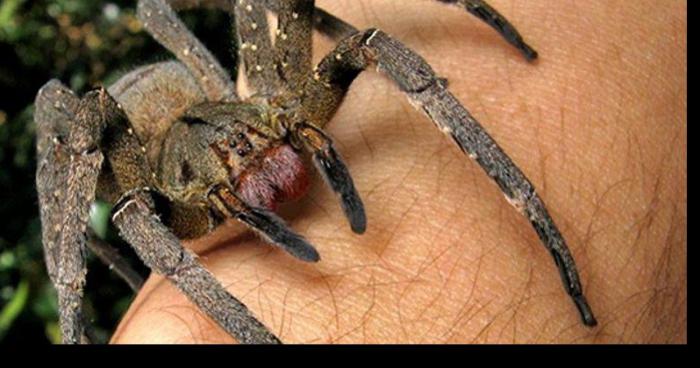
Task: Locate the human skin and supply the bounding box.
[110,0,687,343]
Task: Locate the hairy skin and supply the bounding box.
[111,0,687,343]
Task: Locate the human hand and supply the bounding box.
[111,0,686,343]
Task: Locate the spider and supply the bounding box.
[35,0,597,344]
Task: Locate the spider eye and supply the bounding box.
[236,148,247,157]
[237,133,245,140]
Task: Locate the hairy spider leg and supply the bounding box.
[302,29,597,327]
[275,1,538,61]
[137,0,237,101]
[293,123,366,234]
[437,0,538,60]
[234,0,283,95]
[273,0,315,91]
[86,230,145,292]
[36,80,96,344]
[310,7,358,41]
[37,82,143,341]
[112,189,281,344]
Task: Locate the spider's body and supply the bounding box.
[153,100,314,236]
[107,61,345,239]
[35,0,597,344]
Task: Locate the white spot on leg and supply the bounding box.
[365,29,381,46]
[112,199,136,221]
[505,194,527,215]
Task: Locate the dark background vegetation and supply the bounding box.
[0,0,233,343]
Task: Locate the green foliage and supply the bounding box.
[0,279,28,340]
[0,0,27,37]
[0,0,232,343]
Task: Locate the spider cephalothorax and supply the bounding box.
[35,0,597,344]
[158,104,312,220]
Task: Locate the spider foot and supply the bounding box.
[294,123,366,234]
[574,294,598,327]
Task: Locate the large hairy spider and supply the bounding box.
[35,0,597,344]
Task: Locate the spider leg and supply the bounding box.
[35,80,78,157]
[258,0,355,41]
[234,0,283,95]
[35,82,112,343]
[86,231,145,292]
[304,29,597,327]
[292,123,366,234]
[436,0,538,61]
[136,0,237,102]
[310,7,357,41]
[274,1,538,59]
[149,1,357,44]
[112,189,281,344]
[272,0,314,91]
[208,185,320,262]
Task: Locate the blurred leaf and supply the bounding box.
[0,279,29,339]
[0,0,26,39]
[45,321,60,344]
[32,281,57,320]
[0,250,15,271]
[89,201,112,240]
